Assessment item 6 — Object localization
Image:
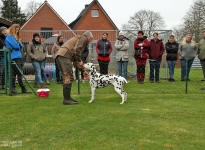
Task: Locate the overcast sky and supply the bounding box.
[17,0,195,30]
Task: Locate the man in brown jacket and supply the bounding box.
[56,31,93,105]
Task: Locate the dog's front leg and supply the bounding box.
[89,87,96,103]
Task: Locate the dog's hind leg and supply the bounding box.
[114,86,125,104]
[121,87,127,101]
[89,87,96,103]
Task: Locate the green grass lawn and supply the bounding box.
[0,80,205,149]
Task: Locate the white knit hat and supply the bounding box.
[119,31,124,36]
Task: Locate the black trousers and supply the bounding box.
[12,58,25,89]
[98,60,109,75]
[55,59,62,81]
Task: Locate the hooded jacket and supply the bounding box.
[27,39,47,62]
[148,39,165,60]
[165,40,179,60]
[115,37,129,61]
[198,38,205,60]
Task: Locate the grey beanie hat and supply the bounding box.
[0,26,7,33]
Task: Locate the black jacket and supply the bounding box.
[0,34,5,49]
[165,40,179,60]
[0,34,5,58]
[81,45,89,63]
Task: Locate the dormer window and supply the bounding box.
[92,10,99,17]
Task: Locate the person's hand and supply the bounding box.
[138,43,143,46]
[77,61,83,68]
[83,71,89,79]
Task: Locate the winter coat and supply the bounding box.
[6,35,24,60]
[96,38,112,62]
[148,39,165,60]
[178,42,198,60]
[56,35,88,62]
[134,37,150,59]
[165,40,179,60]
[115,37,129,61]
[27,41,47,62]
[51,42,62,59]
[198,38,205,60]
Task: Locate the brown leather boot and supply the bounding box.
[63,84,78,105]
[40,83,47,89]
[34,83,39,88]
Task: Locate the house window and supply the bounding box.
[40,28,53,39]
[92,10,99,17]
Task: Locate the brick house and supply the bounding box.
[20,0,74,43]
[69,0,118,41]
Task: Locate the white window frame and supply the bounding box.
[91,10,99,17]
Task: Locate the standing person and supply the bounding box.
[75,45,89,83]
[165,35,179,82]
[134,31,150,84]
[51,35,64,84]
[56,31,92,105]
[27,33,48,88]
[40,36,50,85]
[5,24,30,94]
[115,31,129,79]
[96,32,112,74]
[178,34,198,81]
[198,31,205,81]
[0,26,7,89]
[148,33,165,83]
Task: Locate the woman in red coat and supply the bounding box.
[134,31,150,84]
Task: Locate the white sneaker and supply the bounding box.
[76,80,78,83]
[82,80,85,83]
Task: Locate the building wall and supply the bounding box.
[74,2,117,41]
[21,3,70,42]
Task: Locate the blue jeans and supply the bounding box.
[167,60,176,79]
[180,59,194,79]
[149,60,161,81]
[41,59,47,81]
[32,61,47,84]
[117,60,128,79]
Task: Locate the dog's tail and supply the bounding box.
[122,77,128,84]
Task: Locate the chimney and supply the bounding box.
[85,4,89,8]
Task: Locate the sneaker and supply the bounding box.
[76,80,78,83]
[181,79,185,81]
[168,78,172,82]
[150,80,154,83]
[46,80,50,85]
[172,79,176,82]
[82,79,85,83]
[156,80,160,83]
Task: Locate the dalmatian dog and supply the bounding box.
[83,63,128,104]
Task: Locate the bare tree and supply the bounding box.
[173,0,205,43]
[23,0,42,19]
[122,9,166,39]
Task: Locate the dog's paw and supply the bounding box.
[89,100,93,103]
[120,102,124,104]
